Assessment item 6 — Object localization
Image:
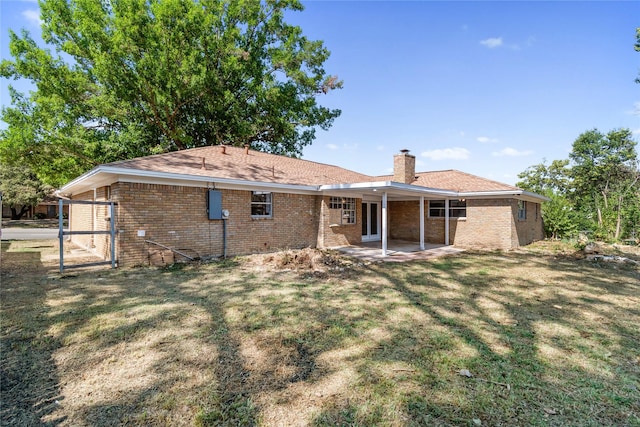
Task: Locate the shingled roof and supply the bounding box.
[106,145,374,186]
[377,170,519,193]
[62,144,541,201]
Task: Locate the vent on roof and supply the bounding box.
[220,145,226,154]
[244,144,250,154]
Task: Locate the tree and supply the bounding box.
[0,164,52,220]
[636,27,640,83]
[1,0,342,187]
[516,158,571,195]
[541,193,580,240]
[569,128,639,240]
[517,159,578,239]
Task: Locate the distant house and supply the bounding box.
[1,195,68,220]
[58,146,546,266]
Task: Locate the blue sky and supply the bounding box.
[2,1,639,185]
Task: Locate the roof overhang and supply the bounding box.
[58,167,549,203]
[320,182,550,202]
[319,181,457,199]
[57,166,320,196]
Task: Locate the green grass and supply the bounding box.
[1,240,639,426]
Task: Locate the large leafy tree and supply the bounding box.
[517,159,579,239]
[636,27,640,83]
[518,129,640,242]
[1,0,342,186]
[0,164,52,220]
[569,129,639,240]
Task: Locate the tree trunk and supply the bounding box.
[614,194,623,240]
[10,205,30,220]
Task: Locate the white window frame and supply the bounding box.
[428,200,466,218]
[518,200,527,221]
[251,191,272,218]
[329,196,356,224]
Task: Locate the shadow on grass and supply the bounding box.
[2,245,639,426]
[341,251,640,426]
[0,241,66,426]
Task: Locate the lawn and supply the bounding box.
[1,240,639,426]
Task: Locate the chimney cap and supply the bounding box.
[400,149,410,154]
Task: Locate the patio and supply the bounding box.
[335,239,465,262]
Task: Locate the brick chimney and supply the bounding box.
[393,149,416,184]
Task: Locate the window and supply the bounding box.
[329,197,356,224]
[251,191,272,217]
[518,200,527,220]
[428,200,466,218]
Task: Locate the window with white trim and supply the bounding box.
[329,197,356,224]
[428,200,466,218]
[251,191,272,217]
[518,200,527,220]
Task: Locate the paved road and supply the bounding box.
[1,228,63,240]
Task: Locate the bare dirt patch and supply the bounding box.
[1,242,638,426]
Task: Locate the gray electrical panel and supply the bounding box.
[208,190,222,220]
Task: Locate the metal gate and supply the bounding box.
[58,199,117,272]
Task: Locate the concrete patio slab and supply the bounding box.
[334,240,465,262]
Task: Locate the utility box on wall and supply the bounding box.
[207,190,222,220]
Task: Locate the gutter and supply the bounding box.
[319,181,458,197]
[60,165,321,195]
[60,166,549,202]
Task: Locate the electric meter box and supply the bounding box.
[207,190,222,220]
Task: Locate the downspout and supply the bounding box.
[222,218,227,259]
[382,192,388,257]
[445,199,450,246]
[59,198,64,273]
[92,188,97,248]
[419,196,425,250]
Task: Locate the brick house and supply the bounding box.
[58,145,546,266]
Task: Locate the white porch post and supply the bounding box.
[419,196,425,250]
[445,198,450,246]
[382,192,388,256]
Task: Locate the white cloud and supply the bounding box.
[477,136,499,143]
[480,37,527,50]
[480,37,503,48]
[326,143,339,150]
[421,147,470,160]
[492,147,533,157]
[633,101,640,116]
[22,9,42,26]
[376,145,385,151]
[632,128,640,136]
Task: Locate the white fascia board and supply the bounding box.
[319,181,457,197]
[60,166,320,196]
[457,190,549,202]
[58,167,104,193]
[519,191,550,202]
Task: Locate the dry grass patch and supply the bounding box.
[1,240,639,426]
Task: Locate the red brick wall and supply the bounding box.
[389,201,420,241]
[106,183,323,266]
[317,196,362,248]
[513,200,544,246]
[69,191,96,251]
[389,198,544,250]
[453,199,514,249]
[70,182,544,264]
[69,188,114,261]
[221,190,320,255]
